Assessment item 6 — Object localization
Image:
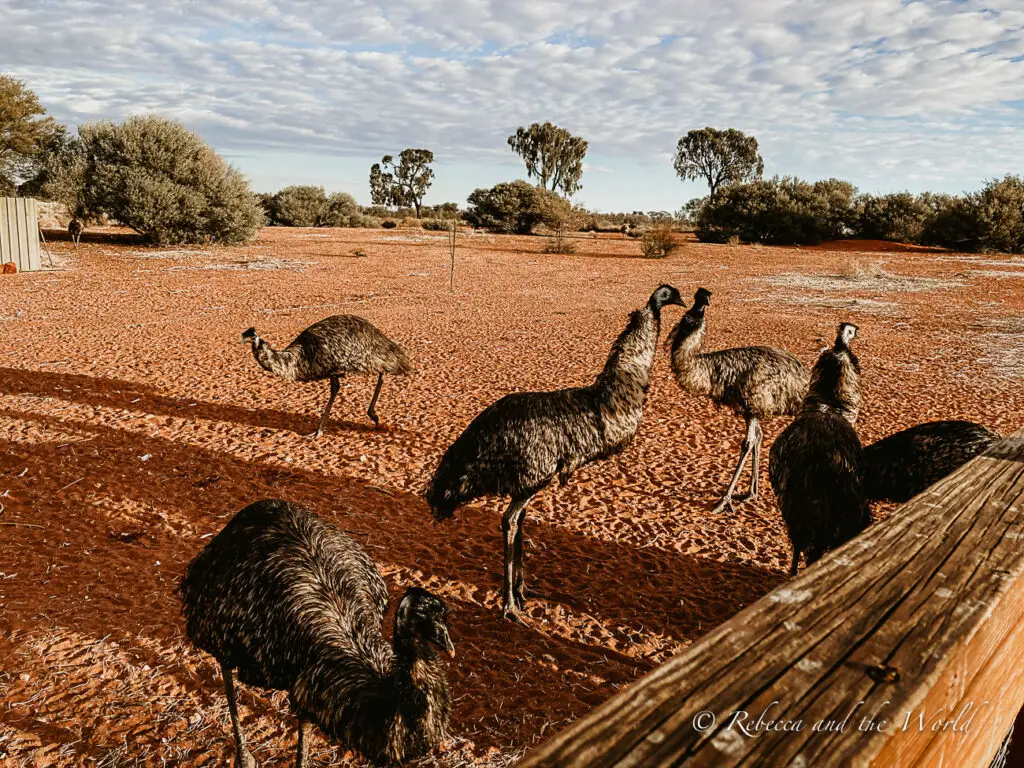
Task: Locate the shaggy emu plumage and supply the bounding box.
[424,285,686,622]
[863,420,1000,503]
[67,218,83,248]
[242,315,413,437]
[668,287,810,513]
[769,323,871,575]
[179,499,454,767]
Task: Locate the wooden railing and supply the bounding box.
[520,428,1024,767]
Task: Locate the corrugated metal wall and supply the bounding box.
[0,197,42,273]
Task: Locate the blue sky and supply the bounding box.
[4,0,1023,212]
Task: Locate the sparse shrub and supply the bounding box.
[381,219,397,229]
[78,115,264,245]
[400,216,422,228]
[464,180,570,234]
[856,192,931,243]
[641,225,679,258]
[543,231,577,254]
[422,219,450,231]
[837,258,887,280]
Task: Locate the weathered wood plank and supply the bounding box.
[519,429,1024,768]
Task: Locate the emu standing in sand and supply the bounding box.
[67,218,83,248]
[425,285,686,622]
[863,420,1000,503]
[179,499,454,767]
[242,315,413,437]
[769,323,870,575]
[668,288,809,513]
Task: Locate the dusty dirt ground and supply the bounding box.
[1,226,1021,766]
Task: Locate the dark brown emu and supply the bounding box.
[863,420,1000,503]
[424,285,686,623]
[179,499,454,767]
[668,288,810,513]
[769,323,871,575]
[242,315,413,437]
[67,218,83,248]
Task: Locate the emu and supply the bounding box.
[425,285,686,622]
[863,420,1000,503]
[668,287,809,513]
[769,323,870,575]
[242,315,413,437]
[67,218,83,248]
[179,499,454,767]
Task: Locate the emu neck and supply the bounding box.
[802,354,861,425]
[669,314,715,396]
[251,340,303,381]
[594,307,659,405]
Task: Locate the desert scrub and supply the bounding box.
[640,225,679,258]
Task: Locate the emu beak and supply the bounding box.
[435,625,455,659]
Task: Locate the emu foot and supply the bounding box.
[367,410,380,428]
[502,603,528,626]
[734,491,758,503]
[514,586,543,605]
[710,496,737,514]
[307,428,324,439]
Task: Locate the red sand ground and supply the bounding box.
[0,228,1021,766]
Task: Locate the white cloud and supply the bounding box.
[3,0,1023,208]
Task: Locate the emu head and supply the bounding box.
[691,287,712,313]
[395,587,455,659]
[648,284,686,312]
[241,327,260,346]
[834,322,858,352]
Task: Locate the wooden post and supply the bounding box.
[519,429,1024,768]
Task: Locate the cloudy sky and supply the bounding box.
[4,0,1024,211]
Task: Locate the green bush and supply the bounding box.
[322,192,359,227]
[856,192,931,243]
[381,220,397,229]
[465,180,571,234]
[422,218,451,231]
[79,115,264,245]
[269,185,329,227]
[347,213,382,228]
[696,177,852,245]
[918,193,981,250]
[972,175,1024,254]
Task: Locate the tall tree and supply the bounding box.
[673,127,764,199]
[508,122,588,197]
[368,149,434,217]
[0,75,62,195]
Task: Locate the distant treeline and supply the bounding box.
[690,176,1024,253]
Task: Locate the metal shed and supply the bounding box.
[0,197,42,272]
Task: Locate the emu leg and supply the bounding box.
[366,372,384,426]
[789,548,801,577]
[711,417,758,513]
[501,497,531,624]
[295,717,310,768]
[513,502,535,606]
[221,661,256,768]
[312,376,341,438]
[741,420,765,502]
